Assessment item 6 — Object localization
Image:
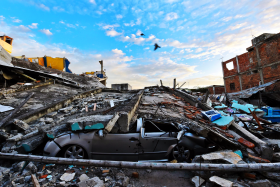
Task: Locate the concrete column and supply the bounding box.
[99,60,103,74]
[173,78,176,89]
[236,56,243,91]
[221,61,227,93]
[255,47,264,85]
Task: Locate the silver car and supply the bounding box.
[44,119,215,162]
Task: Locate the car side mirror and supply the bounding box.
[98,130,104,139]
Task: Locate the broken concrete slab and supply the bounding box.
[21,134,44,152]
[105,112,120,133]
[201,151,244,164]
[248,179,271,187]
[7,133,23,142]
[79,174,90,182]
[13,119,30,131]
[60,172,75,182]
[46,111,57,117]
[209,176,233,187]
[39,117,54,124]
[78,176,104,187]
[191,176,205,187]
[58,106,73,113]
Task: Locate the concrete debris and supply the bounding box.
[1,57,280,187]
[13,119,30,130]
[201,151,244,164]
[248,179,272,187]
[191,176,205,187]
[60,172,75,181]
[79,173,90,182]
[209,176,233,187]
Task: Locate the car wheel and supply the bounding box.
[171,145,191,163]
[63,145,86,159]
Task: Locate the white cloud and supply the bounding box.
[136,30,142,36]
[179,50,184,54]
[136,18,141,25]
[101,24,119,30]
[12,18,22,23]
[222,17,232,22]
[60,21,76,28]
[144,47,150,50]
[0,15,5,20]
[89,0,96,4]
[53,6,65,12]
[13,25,31,32]
[165,12,179,21]
[228,22,247,30]
[39,4,50,11]
[28,23,38,29]
[112,48,125,56]
[166,0,179,3]
[196,48,203,52]
[39,29,53,36]
[120,34,146,44]
[159,11,164,15]
[106,29,122,37]
[116,14,123,19]
[177,26,184,31]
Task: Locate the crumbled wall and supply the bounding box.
[207,86,225,94]
[222,32,280,93]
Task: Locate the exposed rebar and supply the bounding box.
[1,152,280,171]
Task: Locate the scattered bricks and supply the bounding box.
[238,138,255,149]
[102,169,110,173]
[184,113,195,120]
[248,153,271,163]
[132,172,139,178]
[243,172,256,179]
[13,119,30,131]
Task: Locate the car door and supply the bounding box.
[138,128,177,161]
[90,132,139,161]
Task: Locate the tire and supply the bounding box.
[61,145,87,159]
[169,145,191,163]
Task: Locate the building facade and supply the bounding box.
[222,32,280,93]
[207,85,225,94]
[111,83,132,91]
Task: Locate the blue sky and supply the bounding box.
[1,0,280,89]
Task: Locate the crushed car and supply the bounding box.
[44,118,216,162]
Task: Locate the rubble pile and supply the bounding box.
[1,60,280,186]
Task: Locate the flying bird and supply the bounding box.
[154,43,161,51]
[140,33,145,36]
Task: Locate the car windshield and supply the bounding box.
[144,120,179,132]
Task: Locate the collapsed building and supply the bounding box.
[1,36,280,187]
[222,33,280,107]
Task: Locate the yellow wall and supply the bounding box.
[0,40,13,54]
[45,57,64,71]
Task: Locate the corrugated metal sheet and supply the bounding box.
[0,45,13,67]
[228,79,279,98]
